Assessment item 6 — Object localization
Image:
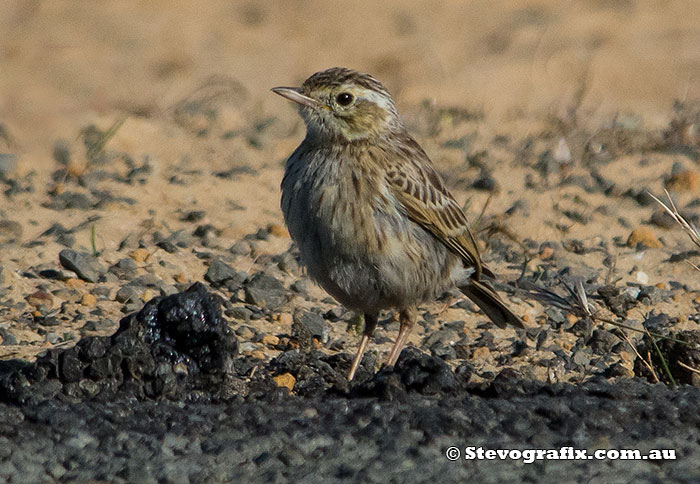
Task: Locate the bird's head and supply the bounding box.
[272,67,402,143]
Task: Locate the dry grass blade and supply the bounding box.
[649,189,700,251]
[620,330,658,383]
[677,360,700,376]
[524,279,698,348]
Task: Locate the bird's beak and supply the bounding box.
[271,87,319,109]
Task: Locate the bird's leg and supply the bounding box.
[347,313,378,381]
[386,308,416,367]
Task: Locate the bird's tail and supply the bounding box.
[459,279,524,329]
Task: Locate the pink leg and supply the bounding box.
[386,308,416,367]
[347,313,378,381]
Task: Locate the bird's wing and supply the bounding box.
[382,135,489,277]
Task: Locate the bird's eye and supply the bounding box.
[335,92,354,106]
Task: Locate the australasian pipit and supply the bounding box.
[273,67,524,381]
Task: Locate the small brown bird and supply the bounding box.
[273,67,523,380]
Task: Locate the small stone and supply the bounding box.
[156,240,178,253]
[276,251,301,275]
[261,334,280,346]
[293,310,330,343]
[539,246,554,259]
[129,248,150,263]
[226,306,252,322]
[650,209,678,229]
[666,170,700,192]
[244,272,286,309]
[553,137,572,164]
[81,293,97,307]
[235,325,255,339]
[26,290,54,308]
[251,350,266,360]
[58,249,105,282]
[636,271,649,285]
[44,332,60,344]
[204,258,245,287]
[116,285,142,303]
[181,210,205,222]
[267,224,289,238]
[110,258,139,279]
[91,286,111,298]
[279,312,293,326]
[589,329,619,354]
[626,227,662,249]
[229,241,250,256]
[471,346,490,360]
[472,172,498,192]
[273,372,296,391]
[65,278,85,289]
[0,327,18,345]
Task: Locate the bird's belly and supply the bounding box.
[285,189,457,312]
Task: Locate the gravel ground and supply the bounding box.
[1,283,698,484]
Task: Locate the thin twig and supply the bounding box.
[620,330,658,383]
[678,360,700,376]
[649,189,700,252]
[525,280,697,347]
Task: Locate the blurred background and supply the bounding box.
[2,0,700,159]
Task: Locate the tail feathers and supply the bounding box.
[459,279,524,329]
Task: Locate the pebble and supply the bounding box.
[0,327,18,345]
[666,170,700,192]
[204,258,245,287]
[226,306,252,322]
[588,329,619,355]
[275,251,301,275]
[239,342,257,353]
[128,248,151,263]
[267,224,289,238]
[58,250,105,283]
[554,137,571,164]
[64,278,85,289]
[261,334,280,346]
[293,310,330,344]
[626,227,662,249]
[228,241,250,256]
[109,258,139,280]
[471,346,490,360]
[244,272,287,309]
[650,209,678,229]
[25,290,54,309]
[115,285,142,304]
[471,172,498,191]
[80,293,97,307]
[235,326,256,339]
[539,246,554,259]
[636,271,649,285]
[273,372,296,391]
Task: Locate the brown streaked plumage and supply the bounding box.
[273,67,524,381]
